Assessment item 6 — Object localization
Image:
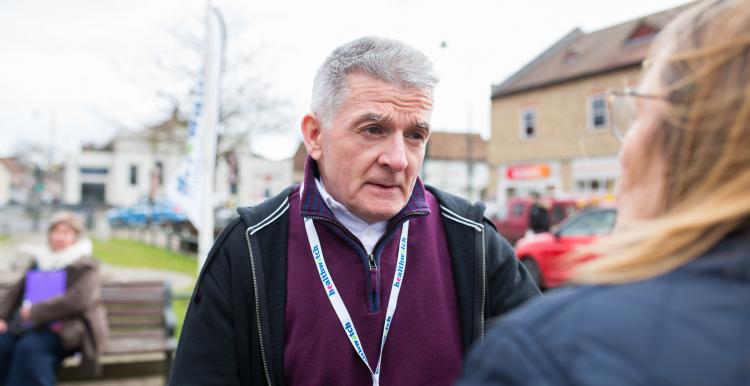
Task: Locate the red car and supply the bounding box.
[514,207,617,289]
[493,197,578,245]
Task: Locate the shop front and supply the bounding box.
[494,162,562,218]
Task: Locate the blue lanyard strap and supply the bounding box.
[303,218,409,386]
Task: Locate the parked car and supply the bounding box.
[514,207,617,289]
[107,199,187,227]
[493,197,579,245]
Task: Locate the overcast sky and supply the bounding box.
[0,0,690,161]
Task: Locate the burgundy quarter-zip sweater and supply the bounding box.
[283,159,463,385]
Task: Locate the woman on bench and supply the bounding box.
[0,211,107,386]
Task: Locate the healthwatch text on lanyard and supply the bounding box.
[303,217,409,386]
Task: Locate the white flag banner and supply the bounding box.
[166,80,209,227]
[167,3,224,271]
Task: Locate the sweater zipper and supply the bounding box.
[245,229,273,386]
[306,215,378,309]
[306,211,426,312]
[368,253,378,307]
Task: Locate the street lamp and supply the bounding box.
[439,40,475,201]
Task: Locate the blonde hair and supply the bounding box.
[573,0,750,284]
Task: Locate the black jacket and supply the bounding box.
[457,229,750,386]
[170,186,540,386]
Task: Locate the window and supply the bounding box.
[80,167,108,175]
[511,203,525,218]
[551,205,567,223]
[520,108,537,139]
[81,183,105,204]
[588,94,608,130]
[606,179,616,193]
[575,178,617,194]
[625,23,659,47]
[129,165,138,186]
[560,209,617,236]
[155,161,164,186]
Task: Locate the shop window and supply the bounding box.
[575,178,617,194]
[605,179,616,193]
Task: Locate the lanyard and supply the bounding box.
[303,217,409,386]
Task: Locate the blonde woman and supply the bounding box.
[0,212,107,386]
[457,0,750,385]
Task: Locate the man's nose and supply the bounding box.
[378,135,408,172]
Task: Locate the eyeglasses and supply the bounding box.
[606,88,664,143]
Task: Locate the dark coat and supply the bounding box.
[169,185,540,386]
[0,258,108,376]
[529,204,550,233]
[457,229,750,386]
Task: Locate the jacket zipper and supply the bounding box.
[480,228,486,339]
[245,229,273,386]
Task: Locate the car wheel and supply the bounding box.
[521,257,544,290]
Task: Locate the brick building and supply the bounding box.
[488,4,690,211]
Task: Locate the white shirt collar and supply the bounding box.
[315,178,387,255]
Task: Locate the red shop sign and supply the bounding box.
[506,164,551,180]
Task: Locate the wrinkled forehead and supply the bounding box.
[342,72,434,106]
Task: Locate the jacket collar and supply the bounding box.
[299,156,430,227]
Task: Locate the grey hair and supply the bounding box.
[311,36,439,127]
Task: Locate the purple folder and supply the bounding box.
[24,270,67,305]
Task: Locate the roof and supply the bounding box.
[491,3,694,99]
[0,157,26,175]
[426,132,486,161]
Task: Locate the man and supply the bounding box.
[528,192,550,234]
[170,36,539,386]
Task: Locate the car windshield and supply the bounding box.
[559,209,616,236]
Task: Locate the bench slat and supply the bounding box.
[106,308,163,317]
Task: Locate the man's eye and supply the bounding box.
[407,132,426,141]
[364,126,383,135]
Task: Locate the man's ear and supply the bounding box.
[301,113,323,160]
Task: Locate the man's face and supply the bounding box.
[303,72,433,223]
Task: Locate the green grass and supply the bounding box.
[0,235,8,244]
[93,238,197,278]
[172,297,190,336]
[93,238,197,336]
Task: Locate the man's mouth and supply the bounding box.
[367,182,400,190]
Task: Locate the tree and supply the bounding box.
[116,6,293,159]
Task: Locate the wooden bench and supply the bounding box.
[0,280,177,383]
